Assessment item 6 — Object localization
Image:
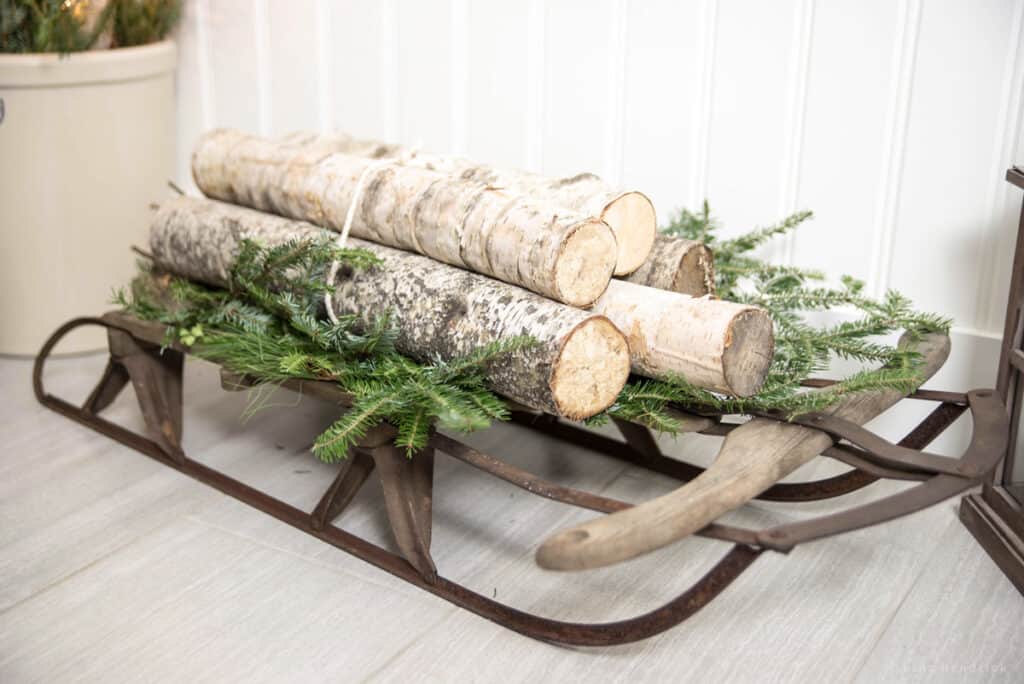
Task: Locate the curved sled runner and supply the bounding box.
[34,313,1009,646]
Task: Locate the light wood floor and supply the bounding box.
[1,353,1022,683]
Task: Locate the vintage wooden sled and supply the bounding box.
[34,312,1009,646]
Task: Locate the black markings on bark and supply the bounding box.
[554,172,600,188]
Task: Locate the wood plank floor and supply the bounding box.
[1,353,1021,683]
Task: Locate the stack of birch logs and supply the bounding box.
[148,129,775,420]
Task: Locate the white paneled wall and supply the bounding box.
[173,0,1024,395]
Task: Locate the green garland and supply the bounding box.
[115,237,533,460]
[593,204,950,431]
[2,0,180,54]
[116,204,951,459]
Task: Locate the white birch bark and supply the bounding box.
[590,281,773,397]
[148,197,630,419]
[277,131,657,276]
[154,190,773,398]
[191,129,617,307]
[622,236,715,296]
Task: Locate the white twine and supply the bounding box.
[323,147,419,324]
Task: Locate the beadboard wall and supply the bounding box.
[172,0,1024,410]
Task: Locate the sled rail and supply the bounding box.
[32,313,1009,645]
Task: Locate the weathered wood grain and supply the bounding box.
[536,332,951,570]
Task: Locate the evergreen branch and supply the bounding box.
[428,335,537,381]
[2,0,183,54]
[716,210,814,258]
[116,236,530,460]
[115,201,953,458]
[658,200,717,243]
[395,407,432,453]
[601,201,950,433]
[413,381,492,433]
[314,391,395,462]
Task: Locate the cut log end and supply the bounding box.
[722,308,775,397]
[601,191,657,276]
[553,220,618,307]
[550,316,631,420]
[675,243,715,296]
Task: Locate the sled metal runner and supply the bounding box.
[34,312,1009,646]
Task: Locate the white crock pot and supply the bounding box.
[0,40,176,354]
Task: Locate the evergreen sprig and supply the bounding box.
[600,203,950,431]
[116,237,534,459]
[1,0,180,54]
[117,206,952,453]
[715,210,815,260]
[113,0,180,47]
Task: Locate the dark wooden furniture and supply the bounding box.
[959,166,1024,594]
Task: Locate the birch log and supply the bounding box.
[279,131,657,276]
[622,236,715,296]
[191,129,617,307]
[148,197,631,419]
[536,332,950,570]
[590,281,773,396]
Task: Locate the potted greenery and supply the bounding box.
[0,1,181,354]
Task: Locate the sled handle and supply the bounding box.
[535,333,967,571]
